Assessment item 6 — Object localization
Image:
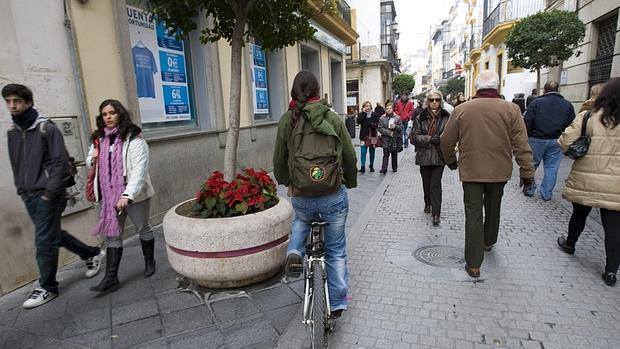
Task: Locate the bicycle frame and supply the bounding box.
[302,223,331,326]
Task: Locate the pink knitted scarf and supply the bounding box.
[91,127,125,237]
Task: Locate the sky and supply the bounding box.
[347,0,455,56]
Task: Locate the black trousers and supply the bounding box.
[462,182,506,268]
[566,202,620,274]
[381,149,398,171]
[420,165,444,215]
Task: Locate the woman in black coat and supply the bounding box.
[409,90,451,226]
[357,101,380,173]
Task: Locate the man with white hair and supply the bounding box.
[440,70,535,278]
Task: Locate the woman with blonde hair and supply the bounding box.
[409,90,451,225]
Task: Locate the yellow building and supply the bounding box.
[0,0,357,296]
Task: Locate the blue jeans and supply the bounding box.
[288,185,349,311]
[402,121,409,146]
[526,137,563,200]
[360,145,375,168]
[23,194,99,293]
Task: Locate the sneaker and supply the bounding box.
[85,250,104,278]
[23,287,57,309]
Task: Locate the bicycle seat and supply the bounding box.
[311,221,329,227]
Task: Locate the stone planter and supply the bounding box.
[163,198,294,288]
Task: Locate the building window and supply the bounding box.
[497,53,503,92]
[589,12,618,90]
[126,2,200,132]
[249,40,286,121]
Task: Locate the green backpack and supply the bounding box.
[288,113,342,195]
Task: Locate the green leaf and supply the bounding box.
[205,197,217,210]
[235,202,249,215]
[392,74,416,95]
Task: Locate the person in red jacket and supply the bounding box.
[394,93,414,148]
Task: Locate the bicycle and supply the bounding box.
[302,221,332,348]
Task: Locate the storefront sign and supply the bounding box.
[127,5,191,123]
[249,44,269,114]
[310,21,347,54]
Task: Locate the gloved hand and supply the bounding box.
[429,135,441,146]
[520,177,534,192]
[447,162,458,170]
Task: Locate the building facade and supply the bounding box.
[0,0,357,296]
[543,0,620,110]
[464,0,544,99]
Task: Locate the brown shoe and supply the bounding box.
[465,265,480,278]
[330,309,344,319]
[424,205,431,214]
[483,244,494,252]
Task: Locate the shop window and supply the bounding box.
[249,39,286,121]
[346,80,359,115]
[126,1,212,134]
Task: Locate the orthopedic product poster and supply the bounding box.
[127,5,191,123]
[249,44,269,114]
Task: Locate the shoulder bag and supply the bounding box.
[565,111,591,160]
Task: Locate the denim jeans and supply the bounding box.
[526,137,563,199]
[24,194,99,293]
[288,185,349,311]
[360,145,375,168]
[402,121,409,146]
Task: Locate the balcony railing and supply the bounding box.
[482,0,544,38]
[470,32,481,51]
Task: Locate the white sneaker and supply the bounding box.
[85,250,104,278]
[23,287,57,309]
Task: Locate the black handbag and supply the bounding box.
[565,111,591,160]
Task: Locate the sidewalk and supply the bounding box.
[0,142,385,349]
[291,147,619,349]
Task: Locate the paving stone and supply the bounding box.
[63,328,112,349]
[111,316,163,348]
[161,304,213,336]
[61,305,110,338]
[220,317,279,348]
[2,328,56,348]
[210,296,260,323]
[251,283,302,312]
[156,289,203,314]
[263,303,300,334]
[111,297,158,326]
[166,326,224,349]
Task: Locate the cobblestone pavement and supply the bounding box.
[323,147,620,349]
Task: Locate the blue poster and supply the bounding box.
[163,85,190,115]
[159,51,186,83]
[132,46,158,98]
[253,46,266,67]
[156,22,183,52]
[256,89,269,111]
[254,67,267,89]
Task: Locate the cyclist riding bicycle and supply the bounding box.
[273,71,357,319]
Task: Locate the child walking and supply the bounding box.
[378,102,403,174]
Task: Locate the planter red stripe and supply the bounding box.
[167,234,289,258]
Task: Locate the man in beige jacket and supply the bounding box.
[440,71,535,278]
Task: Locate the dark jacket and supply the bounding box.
[512,97,525,114]
[409,108,450,166]
[273,100,357,196]
[7,113,70,199]
[524,92,575,139]
[377,114,403,152]
[526,94,537,108]
[356,111,380,140]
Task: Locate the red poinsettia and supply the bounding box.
[193,168,279,218]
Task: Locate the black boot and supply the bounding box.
[358,167,365,174]
[90,247,122,293]
[141,239,156,278]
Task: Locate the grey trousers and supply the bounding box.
[107,198,154,248]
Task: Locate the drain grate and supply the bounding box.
[413,245,465,267]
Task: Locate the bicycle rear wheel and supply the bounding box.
[310,261,327,349]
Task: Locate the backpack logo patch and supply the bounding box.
[310,166,326,181]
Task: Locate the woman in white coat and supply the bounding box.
[88,99,155,293]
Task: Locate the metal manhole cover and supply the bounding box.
[413,245,465,267]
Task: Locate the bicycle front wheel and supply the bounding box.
[311,261,327,349]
